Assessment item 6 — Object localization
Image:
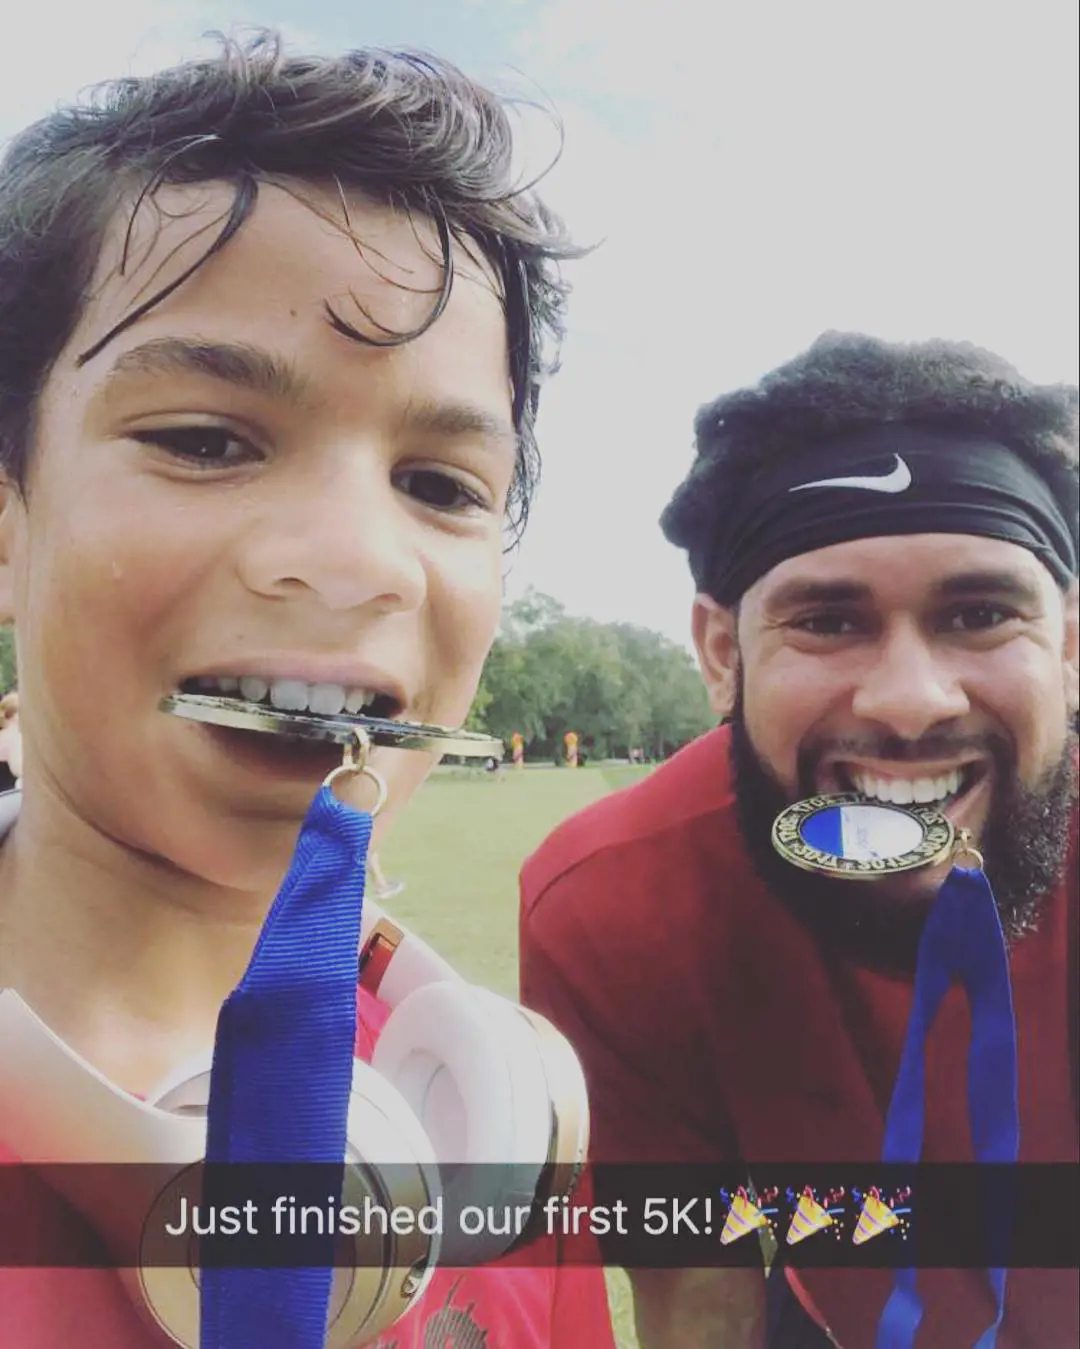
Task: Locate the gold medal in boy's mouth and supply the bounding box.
[159,692,503,758]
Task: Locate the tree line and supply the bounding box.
[0,592,717,761]
[467,590,715,761]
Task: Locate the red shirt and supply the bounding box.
[520,725,1078,1349]
[0,987,616,1349]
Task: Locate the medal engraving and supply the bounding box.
[771,794,955,878]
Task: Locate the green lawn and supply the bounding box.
[377,762,647,1349]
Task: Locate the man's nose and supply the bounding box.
[850,621,970,741]
[238,453,427,614]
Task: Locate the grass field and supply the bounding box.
[377,761,649,1349]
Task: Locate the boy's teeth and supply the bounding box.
[309,683,347,716]
[852,769,962,804]
[269,679,309,712]
[345,688,372,714]
[196,675,382,715]
[239,676,269,703]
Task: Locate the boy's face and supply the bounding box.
[0,182,515,888]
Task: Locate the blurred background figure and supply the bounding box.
[367,850,406,901]
[0,691,21,790]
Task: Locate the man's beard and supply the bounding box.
[730,701,1078,971]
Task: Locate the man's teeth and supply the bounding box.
[195,676,378,716]
[850,769,963,805]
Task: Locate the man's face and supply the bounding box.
[0,182,515,888]
[694,533,1079,950]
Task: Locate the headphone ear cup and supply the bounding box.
[330,1062,445,1348]
[139,1059,444,1349]
[372,983,588,1264]
[512,1003,591,1218]
[147,1052,217,1113]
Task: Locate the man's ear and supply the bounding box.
[0,477,20,624]
[1064,580,1079,719]
[691,593,739,720]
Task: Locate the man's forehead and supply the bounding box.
[751,533,1050,609]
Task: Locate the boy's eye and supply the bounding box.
[131,427,254,465]
[396,469,485,512]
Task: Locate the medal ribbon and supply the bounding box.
[199,784,373,1349]
[875,863,1019,1349]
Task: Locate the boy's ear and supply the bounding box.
[691,593,740,720]
[0,477,22,624]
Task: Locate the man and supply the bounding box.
[520,332,1079,1347]
[0,31,614,1349]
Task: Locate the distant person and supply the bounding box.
[520,333,1079,1348]
[0,692,20,790]
[367,850,406,901]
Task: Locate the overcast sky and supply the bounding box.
[4,0,1077,645]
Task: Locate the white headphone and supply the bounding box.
[0,898,590,1347]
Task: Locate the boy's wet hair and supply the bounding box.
[662,330,1079,595]
[0,29,580,538]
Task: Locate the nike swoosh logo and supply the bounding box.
[789,454,913,494]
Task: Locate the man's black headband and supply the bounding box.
[702,425,1079,604]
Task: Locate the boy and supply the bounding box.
[0,30,615,1349]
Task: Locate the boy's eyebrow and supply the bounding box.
[397,399,519,454]
[98,336,519,450]
[102,338,317,407]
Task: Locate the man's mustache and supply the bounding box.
[799,732,1007,768]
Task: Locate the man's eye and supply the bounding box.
[945,604,1014,632]
[792,613,859,636]
[396,469,485,512]
[131,427,255,465]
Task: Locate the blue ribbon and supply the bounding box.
[200,785,373,1349]
[876,865,1019,1349]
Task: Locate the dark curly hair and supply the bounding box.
[0,29,582,540]
[662,331,1080,597]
